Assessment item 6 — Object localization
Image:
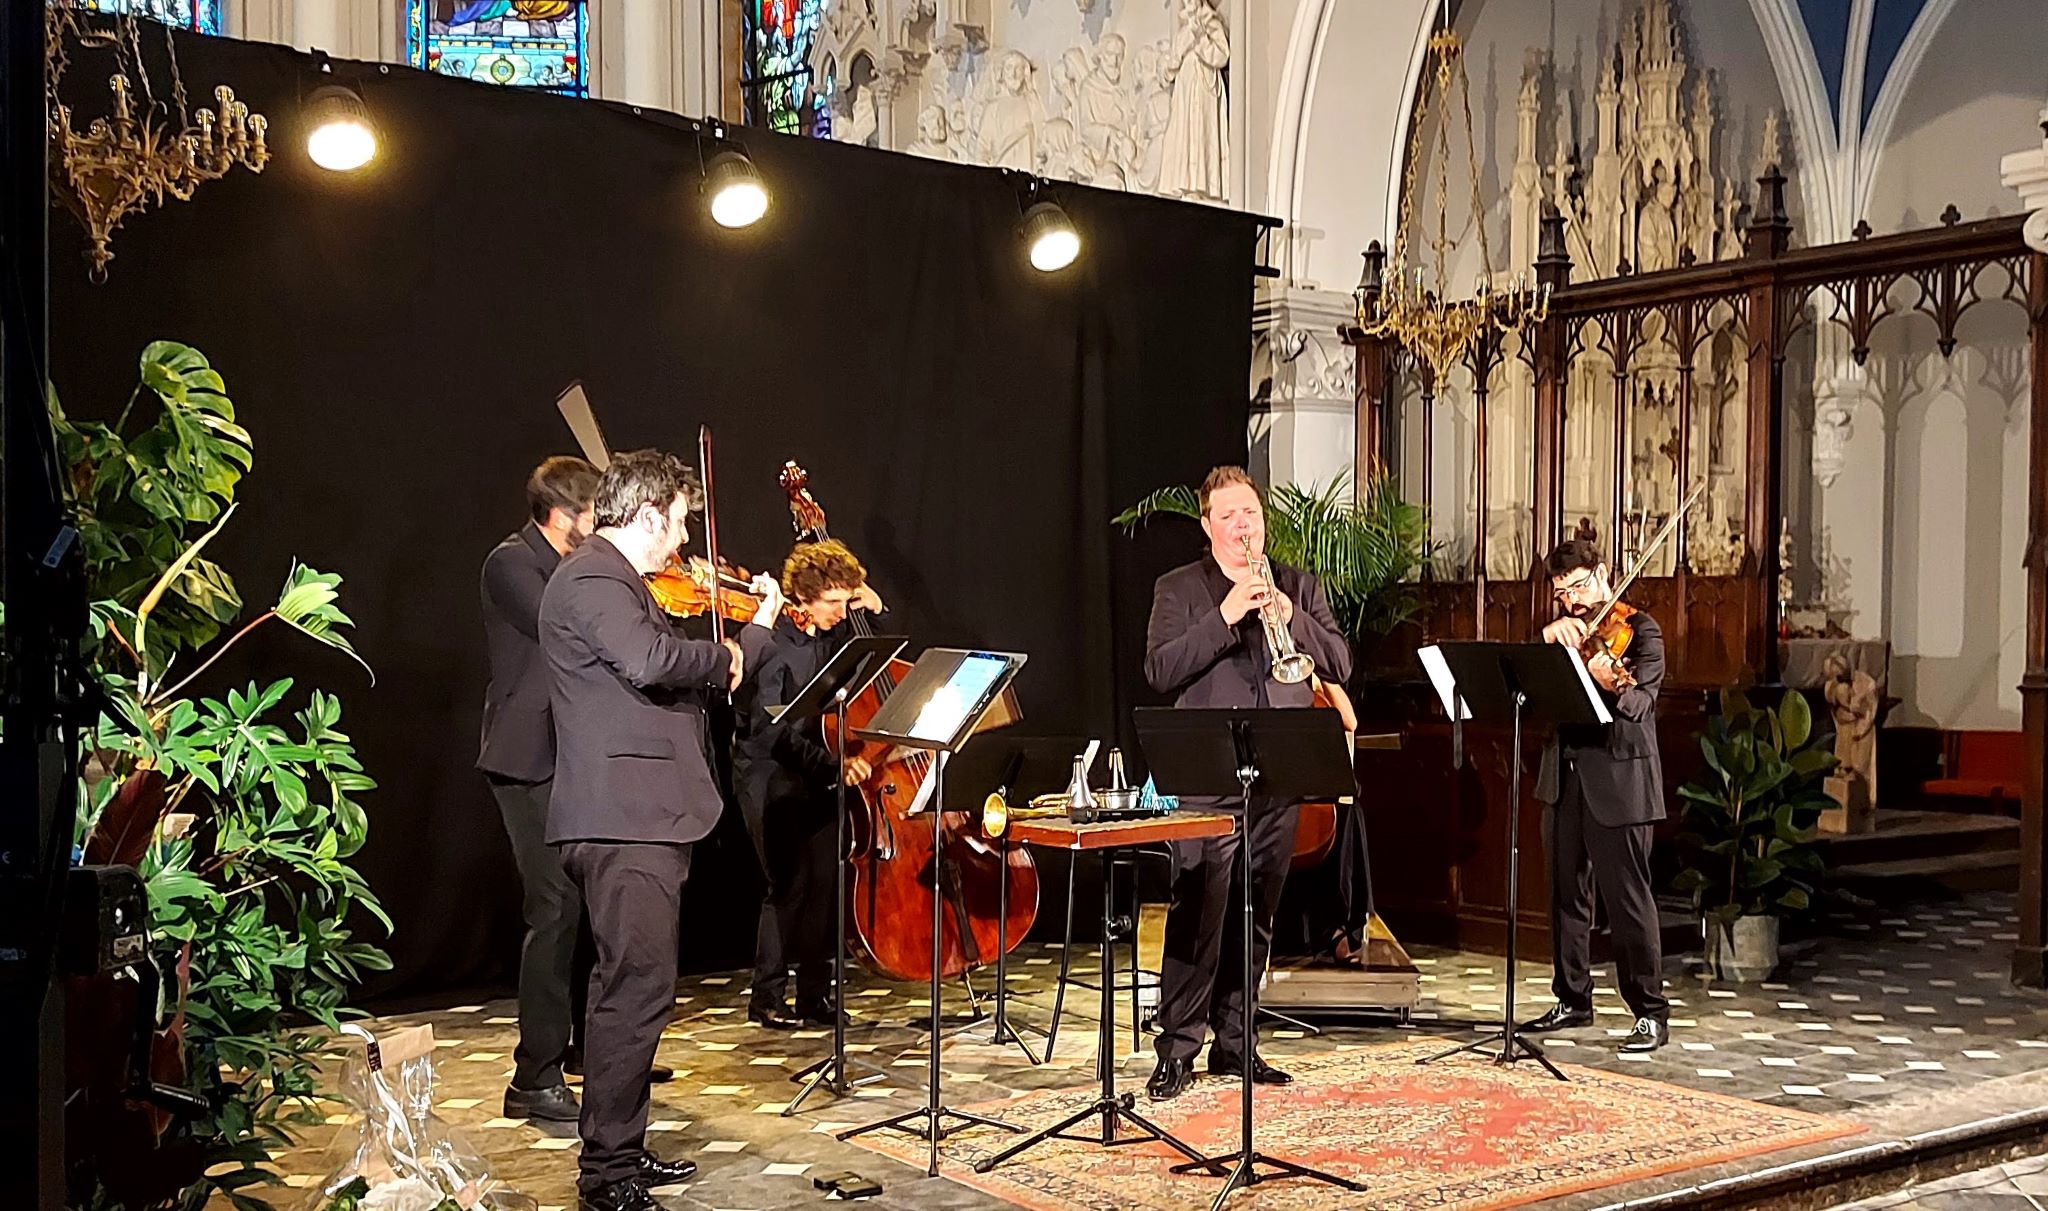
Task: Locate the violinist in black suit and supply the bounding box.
[539,449,780,1211]
[478,455,597,1124]
[1522,538,1670,1054]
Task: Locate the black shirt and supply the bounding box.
[733,612,856,816]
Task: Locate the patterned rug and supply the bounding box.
[846,1039,1864,1210]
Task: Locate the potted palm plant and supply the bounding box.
[1672,688,1837,981]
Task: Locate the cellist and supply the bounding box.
[1521,537,1669,1054]
[733,538,887,1030]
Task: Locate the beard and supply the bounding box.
[1564,600,1595,618]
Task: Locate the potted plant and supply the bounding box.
[47,341,389,1210]
[1672,687,1837,982]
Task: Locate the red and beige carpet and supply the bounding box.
[847,1039,1864,1210]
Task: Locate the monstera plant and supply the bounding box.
[1672,688,1837,981]
[53,342,389,1210]
[1113,473,1431,650]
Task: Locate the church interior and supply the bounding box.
[6,1,2048,1209]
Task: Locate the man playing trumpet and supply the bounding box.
[1140,466,1351,1100]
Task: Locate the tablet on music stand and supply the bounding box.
[853,648,1026,753]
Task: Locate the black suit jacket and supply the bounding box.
[477,523,560,783]
[1144,554,1353,808]
[1535,609,1667,827]
[539,535,772,845]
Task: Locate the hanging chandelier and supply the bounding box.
[1355,20,1548,384]
[47,3,268,281]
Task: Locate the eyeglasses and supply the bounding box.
[1553,572,1598,600]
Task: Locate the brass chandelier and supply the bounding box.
[1355,20,1548,384]
[47,3,268,280]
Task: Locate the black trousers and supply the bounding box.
[489,777,587,1091]
[1154,799,1298,1063]
[1545,765,1669,1022]
[560,840,691,1193]
[742,793,837,1011]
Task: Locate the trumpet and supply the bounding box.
[1243,537,1315,685]
[980,789,1070,838]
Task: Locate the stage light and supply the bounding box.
[306,84,376,172]
[1021,200,1079,272]
[705,149,768,228]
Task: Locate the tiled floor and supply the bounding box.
[248,890,2048,1210]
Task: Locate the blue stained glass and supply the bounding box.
[741,1,829,138]
[69,0,221,34]
[406,1,589,97]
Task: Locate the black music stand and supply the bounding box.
[1133,707,1366,1210]
[839,649,1028,1176]
[937,737,1086,1064]
[1414,641,1610,1082]
[772,634,907,1116]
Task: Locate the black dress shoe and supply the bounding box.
[636,1152,698,1187]
[795,1000,846,1029]
[748,1004,805,1030]
[648,1063,673,1084]
[1146,1056,1195,1101]
[1521,1004,1594,1033]
[1207,1055,1293,1085]
[578,1177,657,1211]
[504,1082,580,1122]
[1618,1017,1667,1053]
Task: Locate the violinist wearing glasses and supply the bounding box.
[1521,537,1670,1054]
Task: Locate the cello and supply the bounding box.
[778,462,1039,984]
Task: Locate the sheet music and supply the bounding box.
[1416,645,1472,721]
[1564,647,1615,725]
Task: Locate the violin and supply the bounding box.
[645,555,769,624]
[1562,480,1707,691]
[1578,599,1641,690]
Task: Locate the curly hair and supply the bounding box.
[781,539,867,605]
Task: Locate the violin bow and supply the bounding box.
[698,424,725,645]
[1585,478,1710,632]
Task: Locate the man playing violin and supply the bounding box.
[735,539,885,1030]
[1523,538,1669,1054]
[540,450,784,1211]
[478,455,607,1125]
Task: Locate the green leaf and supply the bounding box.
[1779,688,1813,749]
[273,564,375,684]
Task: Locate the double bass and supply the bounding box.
[778,463,1039,983]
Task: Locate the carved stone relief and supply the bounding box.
[812,0,1229,204]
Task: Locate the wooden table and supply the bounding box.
[1007,810,1236,850]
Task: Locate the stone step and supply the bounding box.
[1811,809,2020,866]
[1827,848,2020,895]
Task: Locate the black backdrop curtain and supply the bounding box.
[48,33,1252,1001]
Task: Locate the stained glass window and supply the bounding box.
[741,1,830,138]
[406,1,589,97]
[68,0,222,33]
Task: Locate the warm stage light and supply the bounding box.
[705,150,768,228]
[1021,200,1080,272]
[306,85,376,172]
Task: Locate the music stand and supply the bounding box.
[1414,641,1611,1082]
[937,737,1088,1064]
[771,634,907,1116]
[839,649,1028,1176]
[1133,707,1366,1210]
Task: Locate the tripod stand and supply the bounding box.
[1413,641,1609,1082]
[770,636,905,1116]
[836,648,1029,1176]
[1136,708,1366,1210]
